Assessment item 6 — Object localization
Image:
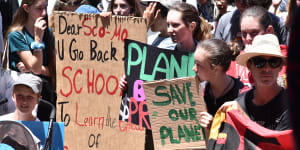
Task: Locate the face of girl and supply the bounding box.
[240,16,267,46]
[24,0,48,21]
[193,47,216,82]
[167,10,193,44]
[113,0,131,16]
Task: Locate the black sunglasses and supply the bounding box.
[249,56,282,68]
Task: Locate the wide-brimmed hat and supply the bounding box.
[13,73,42,94]
[141,0,182,9]
[236,34,286,67]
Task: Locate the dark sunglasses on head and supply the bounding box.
[249,56,283,68]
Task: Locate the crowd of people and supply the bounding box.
[0,0,299,149]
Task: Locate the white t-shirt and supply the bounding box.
[0,113,40,121]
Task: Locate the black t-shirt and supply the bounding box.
[204,76,244,116]
[237,88,291,131]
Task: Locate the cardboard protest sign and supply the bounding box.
[53,11,146,150]
[143,77,206,150]
[120,39,195,129]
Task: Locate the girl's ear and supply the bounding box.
[214,65,223,72]
[23,4,30,13]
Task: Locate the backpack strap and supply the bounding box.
[1,30,27,70]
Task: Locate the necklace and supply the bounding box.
[210,77,233,104]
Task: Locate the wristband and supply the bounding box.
[30,42,45,51]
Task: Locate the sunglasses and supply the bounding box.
[249,56,282,68]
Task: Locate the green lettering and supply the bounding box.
[160,126,169,146]
[189,108,198,122]
[175,83,186,104]
[153,86,171,106]
[127,42,142,76]
[169,129,180,144]
[194,123,204,141]
[140,46,153,81]
[170,55,188,78]
[168,109,179,121]
[178,125,186,143]
[186,82,195,106]
[188,52,196,77]
[184,124,195,142]
[179,108,188,120]
[152,53,170,79]
[170,84,182,105]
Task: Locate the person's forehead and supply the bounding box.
[14,85,35,94]
[241,17,260,26]
[241,17,265,31]
[114,0,129,4]
[167,10,183,22]
[195,48,210,61]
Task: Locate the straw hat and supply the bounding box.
[236,34,286,67]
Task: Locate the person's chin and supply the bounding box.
[19,106,31,113]
[259,79,276,87]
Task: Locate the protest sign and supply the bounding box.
[143,77,206,150]
[53,11,146,150]
[120,39,195,129]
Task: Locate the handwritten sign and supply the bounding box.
[143,77,206,149]
[53,11,146,150]
[120,39,195,129]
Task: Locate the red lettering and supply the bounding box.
[92,26,97,37]
[95,73,105,95]
[84,117,89,126]
[128,97,138,123]
[87,69,95,93]
[75,102,85,126]
[106,75,118,95]
[73,69,83,94]
[60,66,72,97]
[139,101,151,129]
[119,120,144,132]
[75,102,104,129]
[98,27,105,38]
[121,29,128,42]
[119,120,126,132]
[60,67,120,95]
[64,146,68,150]
[82,17,92,36]
[110,24,121,41]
